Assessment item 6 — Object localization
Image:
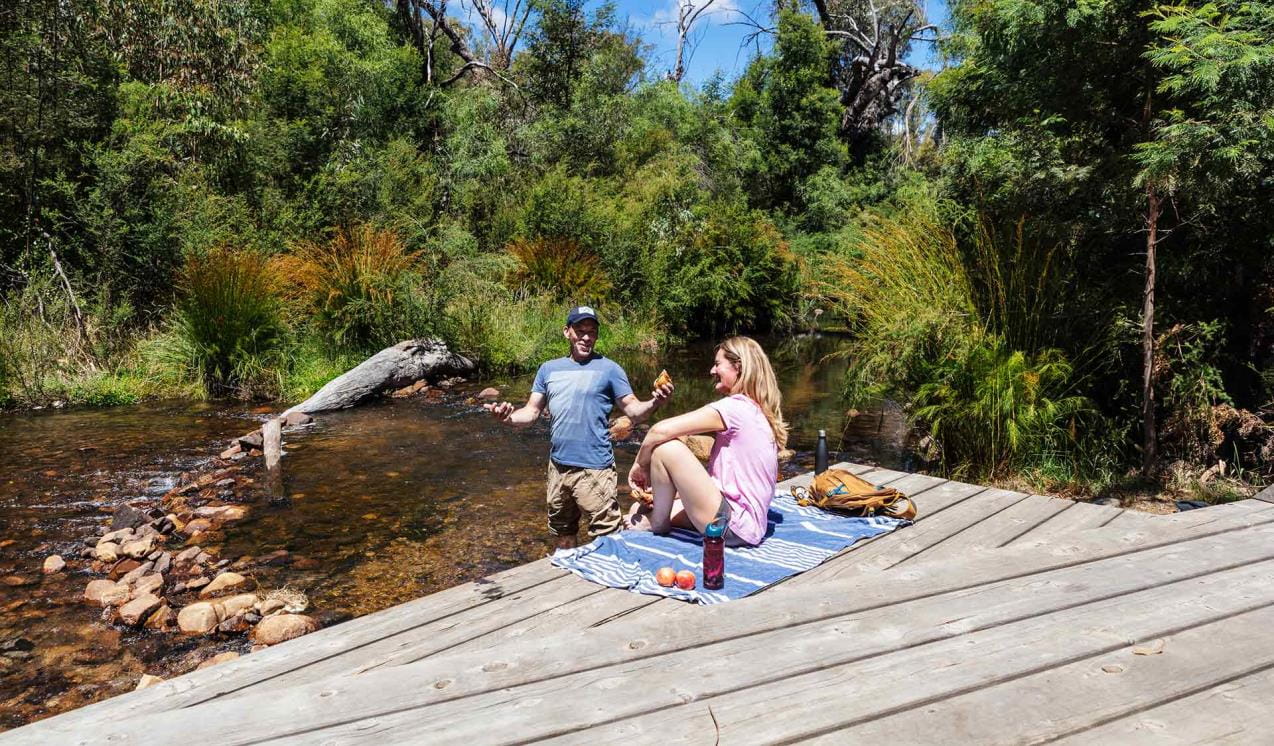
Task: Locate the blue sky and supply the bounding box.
[452,1,949,88]
[607,0,950,86]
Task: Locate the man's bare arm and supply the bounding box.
[618,380,674,423]
[484,391,547,427]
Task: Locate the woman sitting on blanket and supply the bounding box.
[626,336,787,546]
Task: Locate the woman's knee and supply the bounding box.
[651,438,695,469]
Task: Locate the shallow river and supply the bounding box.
[0,334,910,730]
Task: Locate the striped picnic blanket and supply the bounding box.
[550,492,908,604]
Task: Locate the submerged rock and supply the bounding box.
[197,651,240,670]
[42,555,65,574]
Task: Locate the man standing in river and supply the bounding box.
[485,306,674,550]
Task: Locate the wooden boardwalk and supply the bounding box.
[8,463,1274,744]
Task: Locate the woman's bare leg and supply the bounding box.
[647,440,722,533]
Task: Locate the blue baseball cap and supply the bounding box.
[566,306,599,326]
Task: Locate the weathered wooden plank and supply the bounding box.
[1056,663,1274,745]
[915,493,1073,561]
[1003,500,1125,546]
[801,486,1030,577]
[213,555,1274,745]
[216,569,610,692]
[1100,498,1274,532]
[810,605,1274,745]
[52,524,1274,745]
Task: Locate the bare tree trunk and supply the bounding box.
[1141,183,1162,476]
[669,0,717,83]
[283,339,475,415]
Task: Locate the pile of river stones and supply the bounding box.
[57,412,322,686]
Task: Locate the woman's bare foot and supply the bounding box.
[625,502,653,531]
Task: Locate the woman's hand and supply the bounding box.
[628,460,650,494]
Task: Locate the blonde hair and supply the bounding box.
[717,336,788,449]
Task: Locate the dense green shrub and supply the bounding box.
[155,249,287,398]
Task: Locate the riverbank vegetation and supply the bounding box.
[2,0,1271,498]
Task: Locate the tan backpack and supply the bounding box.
[792,468,917,521]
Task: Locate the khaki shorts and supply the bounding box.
[546,461,621,539]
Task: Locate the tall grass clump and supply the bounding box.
[274,225,438,352]
[507,237,612,302]
[152,249,287,398]
[824,200,1100,479]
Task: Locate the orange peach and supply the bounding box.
[655,567,676,587]
[675,570,696,590]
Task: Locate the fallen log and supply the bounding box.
[283,339,476,416]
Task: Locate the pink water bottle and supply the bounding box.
[703,521,725,590]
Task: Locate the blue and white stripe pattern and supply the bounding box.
[550,492,908,605]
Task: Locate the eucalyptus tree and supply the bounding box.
[805,0,940,161]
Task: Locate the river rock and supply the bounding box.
[194,505,246,522]
[216,614,252,635]
[185,576,210,592]
[219,443,242,460]
[608,416,633,440]
[199,572,248,598]
[93,542,120,563]
[119,562,153,587]
[183,519,213,536]
[120,536,155,559]
[42,555,65,574]
[84,579,120,604]
[145,604,176,630]
[175,546,202,565]
[135,673,165,690]
[261,550,291,566]
[131,573,164,599]
[111,504,149,531]
[291,556,320,570]
[255,599,286,616]
[197,651,240,670]
[219,593,258,618]
[177,602,222,634]
[251,614,318,645]
[153,552,172,575]
[236,431,264,451]
[100,528,134,545]
[109,559,142,581]
[119,593,162,626]
[477,386,500,400]
[0,638,34,653]
[283,411,313,427]
[84,579,129,607]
